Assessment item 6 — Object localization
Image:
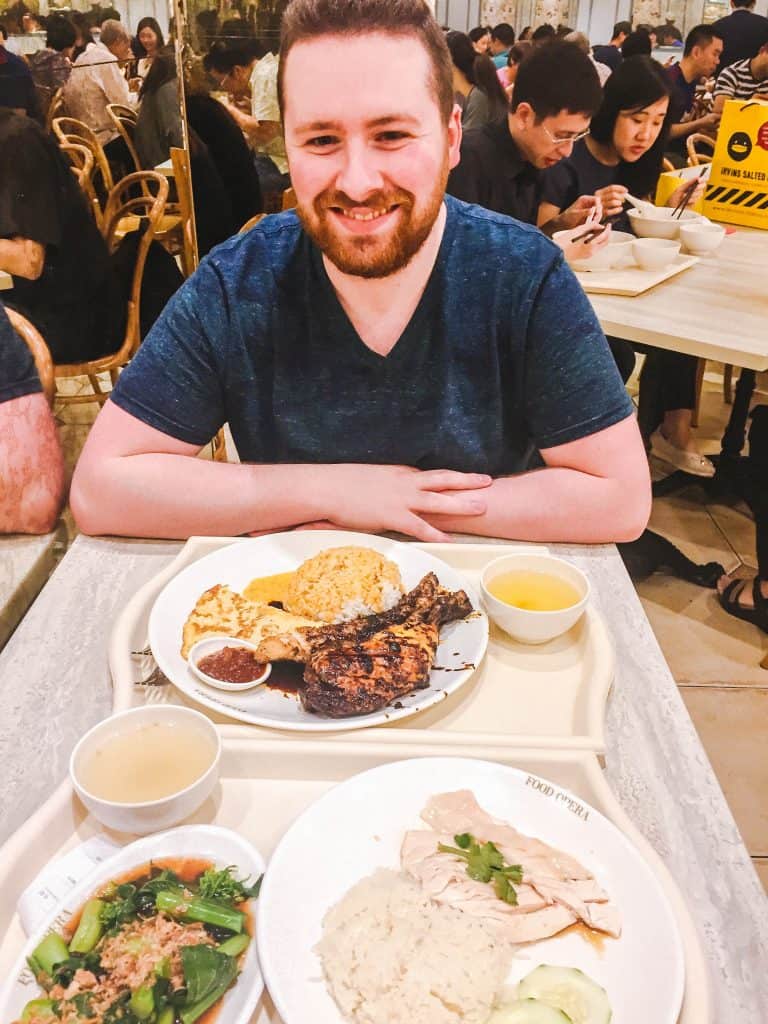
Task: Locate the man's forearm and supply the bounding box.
[424,466,650,543]
[71,454,335,539]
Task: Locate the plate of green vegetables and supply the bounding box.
[0,825,264,1024]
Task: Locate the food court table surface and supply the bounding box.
[589,224,768,370]
[1,534,766,1021]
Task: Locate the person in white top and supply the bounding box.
[62,19,136,170]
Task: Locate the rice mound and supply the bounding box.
[284,546,404,623]
[316,869,512,1024]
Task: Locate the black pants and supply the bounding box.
[606,336,636,384]
[637,348,698,440]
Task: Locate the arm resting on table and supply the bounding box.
[0,394,65,534]
[424,415,651,543]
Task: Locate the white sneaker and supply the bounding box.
[650,429,715,478]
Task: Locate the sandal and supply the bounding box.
[718,577,768,634]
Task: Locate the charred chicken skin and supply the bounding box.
[300,574,473,717]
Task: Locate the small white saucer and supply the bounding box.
[188,637,272,691]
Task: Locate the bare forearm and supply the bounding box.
[424,467,650,543]
[71,454,336,539]
[0,396,65,535]
[0,238,44,279]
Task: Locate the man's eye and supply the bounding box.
[306,135,339,148]
[376,131,410,143]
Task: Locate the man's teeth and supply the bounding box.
[342,208,390,221]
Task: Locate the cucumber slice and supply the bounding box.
[517,965,611,1024]
[488,998,573,1023]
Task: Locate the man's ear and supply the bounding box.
[447,103,463,170]
[514,101,535,131]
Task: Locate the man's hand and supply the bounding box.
[697,111,720,132]
[556,194,603,231]
[318,465,492,542]
[553,218,612,264]
[594,184,628,218]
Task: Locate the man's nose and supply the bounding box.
[334,140,385,201]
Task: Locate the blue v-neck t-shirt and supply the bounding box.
[111,196,633,476]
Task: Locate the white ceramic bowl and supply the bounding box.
[628,206,702,240]
[632,237,681,270]
[70,705,221,834]
[680,220,725,255]
[480,553,589,645]
[188,636,272,692]
[562,228,635,272]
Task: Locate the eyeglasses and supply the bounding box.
[541,125,591,146]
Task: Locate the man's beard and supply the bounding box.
[297,165,448,279]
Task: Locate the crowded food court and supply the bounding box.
[0,1,767,1022]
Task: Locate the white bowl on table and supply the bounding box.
[632,237,681,271]
[628,206,702,240]
[565,229,635,272]
[480,553,590,645]
[680,220,726,255]
[70,704,221,834]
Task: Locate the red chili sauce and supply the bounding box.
[197,646,267,683]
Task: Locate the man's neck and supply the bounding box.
[507,117,536,166]
[678,56,699,84]
[322,202,448,355]
[749,56,767,80]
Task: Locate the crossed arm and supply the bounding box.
[71,403,650,543]
[0,393,65,535]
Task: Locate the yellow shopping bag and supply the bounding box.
[655,164,706,213]
[703,98,768,229]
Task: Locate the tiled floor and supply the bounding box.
[54,367,768,892]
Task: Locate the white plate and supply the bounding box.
[257,757,685,1024]
[0,825,265,1024]
[148,531,488,731]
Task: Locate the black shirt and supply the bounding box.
[446,119,543,226]
[711,9,768,74]
[0,44,39,118]
[541,138,631,233]
[0,110,124,363]
[0,301,42,403]
[665,63,699,156]
[592,44,622,72]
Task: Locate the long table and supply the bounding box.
[0,534,766,1019]
[588,224,768,370]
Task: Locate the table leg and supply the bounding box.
[720,368,756,460]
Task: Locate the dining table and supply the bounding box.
[0,532,766,1021]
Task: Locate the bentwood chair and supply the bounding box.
[169,146,198,278]
[45,86,65,132]
[281,187,297,211]
[52,116,114,202]
[686,133,715,167]
[106,103,142,177]
[6,309,55,407]
[59,142,103,230]
[53,171,170,406]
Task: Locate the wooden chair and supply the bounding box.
[45,86,64,132]
[662,157,675,173]
[686,133,715,167]
[106,103,142,176]
[239,213,267,232]
[53,171,170,406]
[59,142,103,230]
[170,146,198,277]
[281,187,297,211]
[52,116,114,201]
[6,309,55,407]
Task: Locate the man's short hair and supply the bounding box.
[612,21,632,39]
[277,0,453,122]
[531,24,556,44]
[622,30,652,59]
[468,26,490,44]
[99,19,130,48]
[683,24,721,57]
[511,39,602,118]
[731,1,755,8]
[491,23,515,47]
[564,30,590,54]
[46,15,77,52]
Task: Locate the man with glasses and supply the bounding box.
[448,41,604,237]
[72,0,649,545]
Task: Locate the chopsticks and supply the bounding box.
[571,213,623,246]
[672,166,708,220]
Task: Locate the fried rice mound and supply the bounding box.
[284,546,404,623]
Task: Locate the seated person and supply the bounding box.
[539,56,711,476]
[0,303,65,534]
[664,24,723,162]
[0,109,125,364]
[0,23,40,118]
[446,42,613,272]
[713,40,768,113]
[446,30,508,130]
[593,21,631,73]
[489,23,515,68]
[71,0,651,545]
[134,50,183,168]
[28,14,76,92]
[711,0,768,73]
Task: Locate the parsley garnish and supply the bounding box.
[438,833,523,905]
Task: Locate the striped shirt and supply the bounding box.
[713,59,768,102]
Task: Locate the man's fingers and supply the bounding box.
[413,492,487,517]
[400,513,450,543]
[417,470,492,491]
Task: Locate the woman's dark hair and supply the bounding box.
[531,24,556,45]
[621,30,652,59]
[133,16,164,56]
[512,39,602,118]
[139,48,177,99]
[518,26,531,41]
[46,14,76,51]
[507,41,531,67]
[203,35,264,74]
[447,30,508,119]
[589,56,671,197]
[468,26,490,45]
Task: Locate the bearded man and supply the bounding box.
[72,0,650,544]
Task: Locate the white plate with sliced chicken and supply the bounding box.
[257,757,685,1024]
[148,531,488,731]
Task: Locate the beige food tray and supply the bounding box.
[110,538,615,751]
[0,739,710,1023]
[576,254,699,296]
